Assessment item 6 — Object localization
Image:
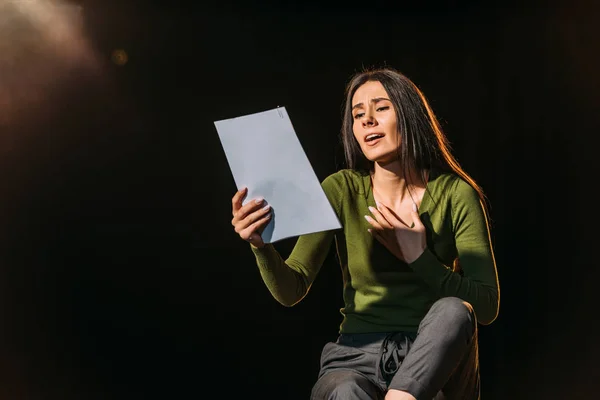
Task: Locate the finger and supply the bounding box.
[368,205,393,229]
[374,202,402,228]
[239,212,272,241]
[233,203,271,231]
[231,186,248,216]
[368,228,389,247]
[233,197,266,223]
[364,214,385,231]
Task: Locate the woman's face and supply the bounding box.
[351,80,400,164]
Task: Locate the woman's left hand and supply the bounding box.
[365,202,427,264]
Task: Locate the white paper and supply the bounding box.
[215,107,342,243]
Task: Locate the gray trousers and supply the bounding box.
[310,297,480,400]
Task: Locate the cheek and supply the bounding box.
[384,119,399,141]
[352,124,363,143]
[383,116,397,131]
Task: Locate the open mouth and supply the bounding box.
[365,133,385,145]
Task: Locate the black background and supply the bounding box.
[1,0,599,398]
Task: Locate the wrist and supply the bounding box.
[406,247,426,264]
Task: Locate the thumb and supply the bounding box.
[411,203,424,228]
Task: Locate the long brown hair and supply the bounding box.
[340,66,490,216]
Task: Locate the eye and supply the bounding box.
[376,106,390,112]
[353,112,364,119]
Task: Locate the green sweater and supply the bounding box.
[251,168,500,333]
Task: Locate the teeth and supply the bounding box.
[366,134,383,141]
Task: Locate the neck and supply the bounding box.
[371,161,425,206]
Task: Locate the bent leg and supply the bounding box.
[388,297,479,400]
[311,370,384,400]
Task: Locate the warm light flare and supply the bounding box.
[0,0,99,124]
[111,49,128,66]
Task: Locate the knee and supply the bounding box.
[311,370,380,399]
[430,297,476,330]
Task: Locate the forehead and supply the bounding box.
[352,80,388,103]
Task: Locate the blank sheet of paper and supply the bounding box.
[214,107,341,243]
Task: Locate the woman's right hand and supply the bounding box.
[231,187,272,248]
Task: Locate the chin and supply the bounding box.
[363,149,398,164]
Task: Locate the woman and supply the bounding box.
[230,67,500,400]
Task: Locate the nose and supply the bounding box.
[361,110,377,127]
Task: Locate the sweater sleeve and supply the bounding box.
[249,174,342,307]
[409,178,500,325]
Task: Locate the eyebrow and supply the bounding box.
[352,97,391,110]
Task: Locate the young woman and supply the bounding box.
[230,67,500,400]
